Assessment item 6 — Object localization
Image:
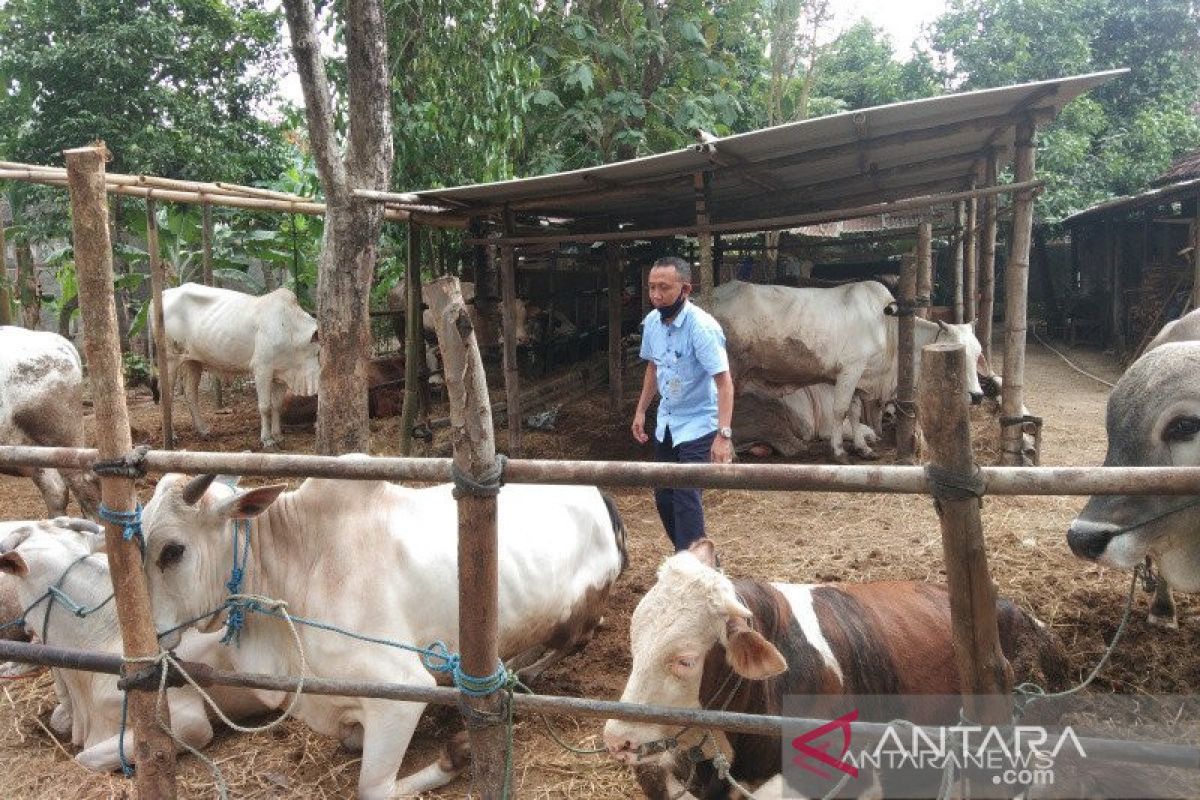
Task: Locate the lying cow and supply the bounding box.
[158,283,320,449]
[604,540,1067,799]
[281,355,407,427]
[733,384,878,459]
[141,472,627,799]
[712,280,992,462]
[1068,342,1200,614]
[0,327,98,518]
[0,517,269,770]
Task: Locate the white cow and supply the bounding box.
[733,384,879,458]
[0,517,269,771]
[139,471,627,799]
[712,280,992,462]
[387,280,533,348]
[158,283,320,448]
[0,327,98,517]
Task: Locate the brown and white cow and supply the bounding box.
[0,327,98,518]
[604,541,1067,799]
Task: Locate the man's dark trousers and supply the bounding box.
[654,427,716,552]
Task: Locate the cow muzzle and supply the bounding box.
[1066,518,1117,561]
[970,391,984,405]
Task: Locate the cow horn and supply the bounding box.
[181,474,217,505]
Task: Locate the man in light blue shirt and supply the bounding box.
[632,256,734,551]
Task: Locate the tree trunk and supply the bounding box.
[17,238,39,329]
[0,210,11,325]
[282,0,394,455]
[111,199,131,352]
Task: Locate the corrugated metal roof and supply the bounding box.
[1062,175,1200,226]
[406,70,1124,232]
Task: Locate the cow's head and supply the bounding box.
[0,518,105,619]
[1068,343,1200,592]
[933,320,992,404]
[141,474,287,647]
[603,540,786,764]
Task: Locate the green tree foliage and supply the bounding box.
[930,0,1200,220]
[808,21,940,115]
[0,0,289,183]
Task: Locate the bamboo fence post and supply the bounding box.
[1191,202,1200,309]
[64,145,179,798]
[916,221,933,319]
[146,198,173,449]
[953,201,966,323]
[399,221,424,455]
[1001,121,1037,466]
[607,242,624,412]
[499,209,521,455]
[0,208,11,325]
[694,171,714,308]
[200,201,224,409]
[979,153,1000,365]
[896,253,919,463]
[919,342,1013,731]
[426,276,507,799]
[965,174,979,323]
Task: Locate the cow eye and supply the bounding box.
[1163,416,1200,443]
[157,541,186,570]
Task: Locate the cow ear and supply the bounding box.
[214,485,288,520]
[724,616,787,680]
[0,552,28,577]
[688,538,718,569]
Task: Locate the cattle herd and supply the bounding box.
[0,277,1197,798]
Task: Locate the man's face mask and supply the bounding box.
[655,286,689,321]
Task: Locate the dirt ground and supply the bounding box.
[0,338,1196,799]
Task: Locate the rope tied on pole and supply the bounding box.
[98,503,145,552]
[999,413,1043,429]
[91,444,151,479]
[450,454,507,499]
[421,640,513,698]
[883,298,930,318]
[924,463,986,502]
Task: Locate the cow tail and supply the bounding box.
[600,492,629,574]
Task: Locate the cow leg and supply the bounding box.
[828,368,864,463]
[394,730,471,798]
[27,467,69,517]
[49,670,73,737]
[1149,573,1179,629]
[178,360,210,437]
[270,379,287,443]
[848,394,878,460]
[356,699,427,800]
[253,369,280,450]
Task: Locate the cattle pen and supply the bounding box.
[0,142,1197,798]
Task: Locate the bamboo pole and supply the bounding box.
[0,639,1194,771]
[0,209,10,325]
[896,253,918,464]
[64,145,179,798]
[498,239,522,456]
[1191,203,1200,309]
[426,276,507,798]
[953,201,966,323]
[920,342,1013,728]
[464,182,1042,248]
[694,172,714,308]
[14,444,1200,495]
[200,203,223,410]
[398,222,424,455]
[916,221,933,319]
[1001,122,1037,466]
[607,242,624,412]
[965,177,979,323]
[146,199,174,449]
[979,154,1000,365]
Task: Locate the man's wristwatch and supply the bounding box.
[718,426,733,439]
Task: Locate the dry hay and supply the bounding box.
[0,339,1198,798]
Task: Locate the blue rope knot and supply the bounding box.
[421,640,509,697]
[99,504,143,544]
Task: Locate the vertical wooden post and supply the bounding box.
[694,171,714,308]
[896,253,918,464]
[979,153,999,365]
[146,198,174,449]
[0,208,11,325]
[640,259,652,318]
[200,202,223,409]
[916,221,932,319]
[919,342,1013,728]
[1000,121,1037,467]
[399,222,424,455]
[426,276,506,799]
[1191,202,1200,309]
[606,242,624,412]
[65,145,179,798]
[16,236,38,329]
[498,225,522,456]
[965,183,978,324]
[953,201,966,323]
[1108,221,1124,354]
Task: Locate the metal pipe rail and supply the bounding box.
[5,445,1200,495]
[0,640,1195,771]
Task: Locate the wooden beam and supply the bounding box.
[896,253,918,464]
[978,153,1000,365]
[917,221,933,319]
[694,172,714,308]
[64,145,179,798]
[0,209,10,325]
[1192,204,1200,309]
[965,173,979,323]
[399,222,424,456]
[499,210,522,456]
[607,242,624,413]
[953,201,966,323]
[1000,122,1037,466]
[146,198,173,450]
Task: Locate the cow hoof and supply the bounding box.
[1148,613,1180,630]
[831,451,851,465]
[854,448,880,461]
[49,704,72,736]
[261,440,282,452]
